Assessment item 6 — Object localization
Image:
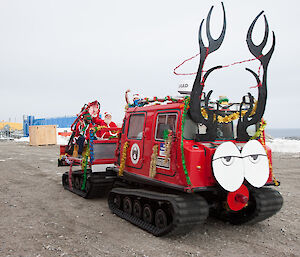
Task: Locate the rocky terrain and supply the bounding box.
[0,141,299,256]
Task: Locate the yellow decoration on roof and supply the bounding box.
[200,101,257,123]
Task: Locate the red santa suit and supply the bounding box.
[97,112,118,139]
[92,116,106,126]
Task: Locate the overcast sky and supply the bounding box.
[0,0,299,128]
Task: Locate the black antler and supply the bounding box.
[189,2,226,141]
[237,11,275,141]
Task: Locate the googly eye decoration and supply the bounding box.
[241,140,269,188]
[212,141,244,192]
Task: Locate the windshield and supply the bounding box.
[216,122,234,139]
[183,115,236,141]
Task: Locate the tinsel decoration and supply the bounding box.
[200,101,257,124]
[134,95,257,124]
[180,96,192,186]
[92,125,107,136]
[68,162,73,190]
[130,96,185,108]
[163,129,172,163]
[89,130,95,163]
[149,144,159,178]
[250,119,267,140]
[119,142,129,176]
[256,119,279,186]
[81,143,90,190]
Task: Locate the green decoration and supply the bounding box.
[250,120,267,140]
[81,142,90,190]
[163,129,169,140]
[218,97,229,104]
[180,96,192,186]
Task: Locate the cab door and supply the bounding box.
[126,112,146,169]
[153,111,179,177]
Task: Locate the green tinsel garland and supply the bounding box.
[250,120,267,140]
[81,143,90,190]
[180,96,192,186]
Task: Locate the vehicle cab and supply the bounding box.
[116,86,274,194]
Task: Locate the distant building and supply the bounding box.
[0,122,23,138]
[0,122,23,131]
[23,115,76,137]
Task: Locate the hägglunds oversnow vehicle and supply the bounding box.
[61,3,283,236]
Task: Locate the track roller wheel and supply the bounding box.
[113,194,121,209]
[62,170,116,199]
[155,209,168,229]
[62,173,69,187]
[133,200,142,218]
[108,188,209,236]
[123,197,133,214]
[74,177,80,190]
[143,204,153,224]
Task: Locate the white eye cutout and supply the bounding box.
[241,140,269,188]
[212,141,244,192]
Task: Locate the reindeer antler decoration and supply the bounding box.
[237,11,275,141]
[189,2,226,141]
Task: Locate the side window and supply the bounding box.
[155,113,177,141]
[128,114,145,140]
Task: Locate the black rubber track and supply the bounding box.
[217,187,283,225]
[108,187,209,236]
[62,170,116,199]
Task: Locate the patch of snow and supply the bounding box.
[266,139,300,153]
[14,137,29,142]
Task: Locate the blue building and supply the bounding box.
[23,115,76,137]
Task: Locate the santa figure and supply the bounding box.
[87,101,106,126]
[98,112,118,139]
[125,89,143,108]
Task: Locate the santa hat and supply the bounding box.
[104,111,112,117]
[88,100,100,110]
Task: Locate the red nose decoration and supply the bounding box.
[227,184,249,211]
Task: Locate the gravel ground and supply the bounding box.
[0,140,299,257]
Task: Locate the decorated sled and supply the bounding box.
[60,2,283,236]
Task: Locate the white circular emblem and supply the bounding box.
[130,143,140,164]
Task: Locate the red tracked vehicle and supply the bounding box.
[61,3,283,236]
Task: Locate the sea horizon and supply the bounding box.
[266,128,300,139]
